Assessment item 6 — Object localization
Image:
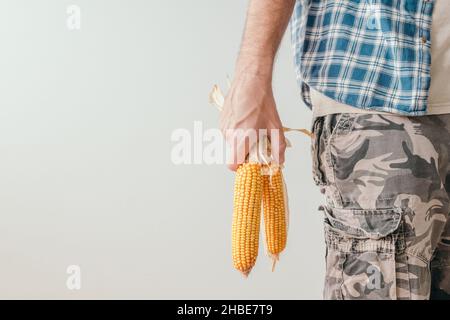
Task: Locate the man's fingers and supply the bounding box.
[223,127,287,171]
[224,129,255,171]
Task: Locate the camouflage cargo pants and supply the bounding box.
[311,113,450,300]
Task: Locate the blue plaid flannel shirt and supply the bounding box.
[290,0,435,115]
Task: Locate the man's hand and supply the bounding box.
[220,69,286,171]
[219,0,296,171]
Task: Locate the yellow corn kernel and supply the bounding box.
[232,163,263,277]
[262,168,287,271]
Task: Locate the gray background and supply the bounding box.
[0,0,324,299]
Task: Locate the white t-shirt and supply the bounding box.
[311,0,450,117]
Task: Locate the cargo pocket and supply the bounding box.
[319,205,406,300]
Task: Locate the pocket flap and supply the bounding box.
[319,205,402,239]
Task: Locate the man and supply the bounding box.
[220,0,450,300]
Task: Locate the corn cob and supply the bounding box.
[232,162,263,277]
[262,168,288,271]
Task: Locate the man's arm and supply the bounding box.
[237,0,296,75]
[220,0,296,171]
